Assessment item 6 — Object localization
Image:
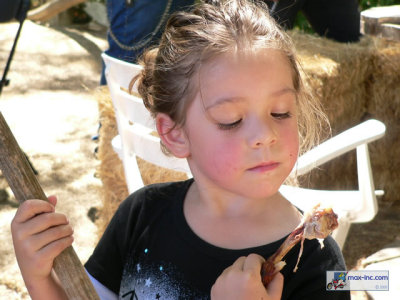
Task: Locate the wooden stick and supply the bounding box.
[0,112,99,300]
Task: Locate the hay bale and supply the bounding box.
[137,158,187,185]
[95,86,129,235]
[290,32,375,192]
[291,31,400,203]
[367,45,400,201]
[291,31,375,131]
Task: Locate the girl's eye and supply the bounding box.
[217,119,242,130]
[271,112,291,120]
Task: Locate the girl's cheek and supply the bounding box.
[289,151,298,167]
[210,142,242,175]
[289,144,300,167]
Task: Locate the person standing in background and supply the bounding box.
[264,0,361,43]
[101,0,195,84]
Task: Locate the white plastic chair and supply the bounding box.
[102,52,386,249]
[280,120,385,248]
[102,53,191,193]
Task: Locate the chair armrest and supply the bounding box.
[294,119,386,176]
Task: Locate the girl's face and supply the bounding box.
[183,49,299,200]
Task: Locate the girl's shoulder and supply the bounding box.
[117,178,194,215]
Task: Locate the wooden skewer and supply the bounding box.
[0,112,99,300]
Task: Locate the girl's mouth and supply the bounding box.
[248,162,279,172]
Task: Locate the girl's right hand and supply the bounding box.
[211,254,283,300]
[10,196,74,285]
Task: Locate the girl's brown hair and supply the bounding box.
[132,0,328,156]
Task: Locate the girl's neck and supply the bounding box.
[186,180,279,218]
[183,181,302,249]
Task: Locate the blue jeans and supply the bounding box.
[101,0,195,85]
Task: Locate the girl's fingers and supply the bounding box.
[219,256,245,277]
[39,235,74,259]
[47,195,57,206]
[266,272,284,298]
[14,196,58,224]
[231,256,246,270]
[14,212,69,240]
[27,212,69,236]
[242,253,265,274]
[33,235,74,269]
[223,255,264,276]
[13,200,55,223]
[29,224,74,252]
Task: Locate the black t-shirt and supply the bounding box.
[85,179,350,299]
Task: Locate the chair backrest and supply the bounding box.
[102,52,386,249]
[102,53,191,192]
[101,53,142,90]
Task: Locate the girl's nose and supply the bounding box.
[247,118,277,148]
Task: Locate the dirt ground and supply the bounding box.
[0,20,107,299]
[0,20,399,299]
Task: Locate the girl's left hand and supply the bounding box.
[211,254,283,300]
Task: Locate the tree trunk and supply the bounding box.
[28,0,87,22]
[361,5,400,41]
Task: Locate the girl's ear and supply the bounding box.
[156,113,190,158]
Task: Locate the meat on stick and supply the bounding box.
[261,204,339,287]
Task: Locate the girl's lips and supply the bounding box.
[248,162,280,172]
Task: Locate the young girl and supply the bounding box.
[11,0,350,299]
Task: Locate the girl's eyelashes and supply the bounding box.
[217,119,242,130]
[215,112,291,130]
[271,112,291,120]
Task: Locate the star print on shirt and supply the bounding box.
[145,278,152,287]
[120,249,208,299]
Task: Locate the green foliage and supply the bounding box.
[293,11,313,34]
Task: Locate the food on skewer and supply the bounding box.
[261,205,339,287]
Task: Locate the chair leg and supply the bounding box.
[331,218,351,250]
